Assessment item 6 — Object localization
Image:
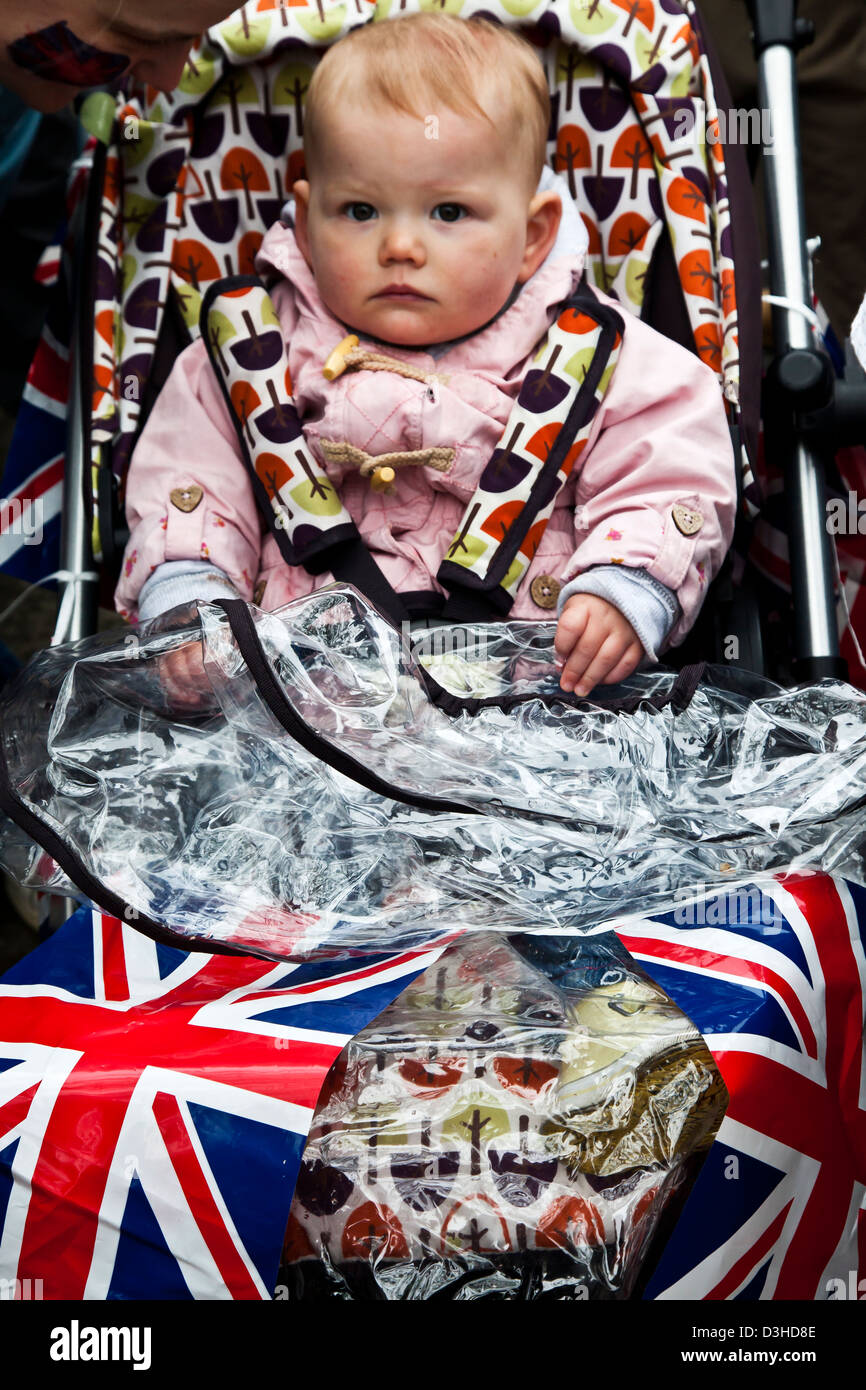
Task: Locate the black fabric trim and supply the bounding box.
[439,582,513,623]
[0,735,251,959]
[313,537,409,627]
[689,5,763,496]
[401,590,446,619]
[437,280,624,605]
[215,599,480,816]
[416,659,707,720]
[215,598,705,809]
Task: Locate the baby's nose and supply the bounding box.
[378,221,426,266]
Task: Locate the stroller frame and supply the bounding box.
[745,0,864,682]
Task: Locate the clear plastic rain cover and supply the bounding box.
[2,585,866,962]
[2,585,866,1299]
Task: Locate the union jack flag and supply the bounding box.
[0,324,67,585]
[613,872,866,1300]
[2,875,864,1300]
[0,151,90,588]
[0,906,444,1299]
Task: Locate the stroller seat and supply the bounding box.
[70,0,761,669]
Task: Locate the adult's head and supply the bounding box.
[0,0,238,112]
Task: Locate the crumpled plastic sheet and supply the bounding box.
[1,585,866,962]
[279,931,727,1301]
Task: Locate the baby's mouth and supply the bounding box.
[374,285,433,301]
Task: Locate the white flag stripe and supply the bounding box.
[0,1045,83,1284]
[86,1093,232,1300]
[625,948,818,1071]
[178,1094,269,1299]
[0,483,62,567]
[654,1115,819,1300]
[816,1182,866,1299]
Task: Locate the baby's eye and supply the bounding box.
[432,203,468,223]
[343,202,377,222]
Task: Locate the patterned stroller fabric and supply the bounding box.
[83,0,756,551]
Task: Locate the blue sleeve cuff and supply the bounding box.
[137,561,240,623]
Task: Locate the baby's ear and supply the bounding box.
[292,180,312,263]
[517,192,562,284]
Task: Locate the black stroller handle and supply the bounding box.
[744,0,815,57]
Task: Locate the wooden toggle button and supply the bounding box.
[370,466,396,493]
[323,334,359,381]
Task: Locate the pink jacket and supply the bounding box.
[116,199,736,648]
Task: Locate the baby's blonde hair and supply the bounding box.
[303,14,550,189]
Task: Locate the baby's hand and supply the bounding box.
[157,638,214,712]
[554,593,643,696]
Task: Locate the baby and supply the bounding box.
[117,13,736,698]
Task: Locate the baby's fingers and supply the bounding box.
[599,641,644,687]
[159,640,214,711]
[554,600,590,660]
[559,632,617,695]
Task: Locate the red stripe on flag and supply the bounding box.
[0,1082,40,1145]
[711,1049,856,1299]
[777,876,866,1170]
[705,1200,792,1300]
[245,939,459,1006]
[101,919,129,1003]
[618,934,818,1058]
[153,1091,263,1299]
[0,458,64,520]
[25,338,69,405]
[15,1060,126,1298]
[34,256,60,286]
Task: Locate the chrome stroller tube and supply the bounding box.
[51,124,103,652]
[747,0,845,680]
[49,289,95,926]
[52,296,98,647]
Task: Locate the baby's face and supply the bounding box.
[293,104,557,347]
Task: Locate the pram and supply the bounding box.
[0,0,865,1301]
[33,0,767,667]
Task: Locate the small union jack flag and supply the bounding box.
[0,321,67,585]
[613,872,866,1300]
[0,906,444,1299]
